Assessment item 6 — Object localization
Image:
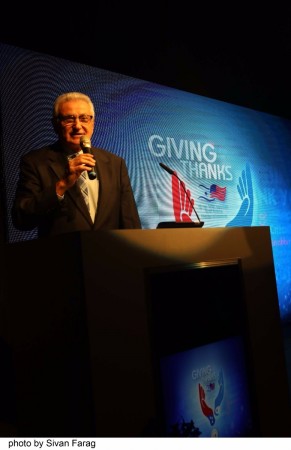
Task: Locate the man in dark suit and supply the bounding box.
[12,92,141,238]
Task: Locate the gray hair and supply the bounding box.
[53,92,95,118]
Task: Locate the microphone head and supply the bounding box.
[80,136,91,152]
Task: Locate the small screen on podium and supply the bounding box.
[145,259,259,437]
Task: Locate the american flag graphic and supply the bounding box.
[210,184,226,201]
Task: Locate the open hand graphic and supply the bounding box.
[198,383,215,426]
[226,163,253,227]
[172,171,194,222]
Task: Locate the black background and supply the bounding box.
[1,4,291,120]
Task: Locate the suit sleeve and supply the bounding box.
[11,152,64,231]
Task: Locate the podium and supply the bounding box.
[1,226,290,437]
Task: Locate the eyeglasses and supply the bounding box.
[57,114,93,125]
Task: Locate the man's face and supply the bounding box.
[54,99,94,151]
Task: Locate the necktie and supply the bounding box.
[67,152,91,215]
[78,171,90,211]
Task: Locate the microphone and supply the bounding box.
[159,162,175,175]
[159,162,204,226]
[80,136,97,180]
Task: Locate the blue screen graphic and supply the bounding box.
[159,336,254,437]
[1,42,291,319]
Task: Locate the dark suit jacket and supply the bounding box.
[11,141,141,238]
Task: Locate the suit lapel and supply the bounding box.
[92,148,110,226]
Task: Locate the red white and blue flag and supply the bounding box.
[210,184,226,201]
